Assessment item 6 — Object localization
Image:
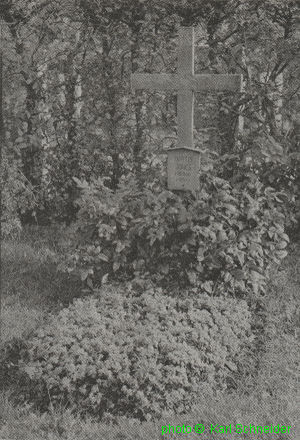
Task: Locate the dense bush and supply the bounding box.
[19,286,252,421]
[221,130,300,234]
[62,168,290,298]
[1,154,36,237]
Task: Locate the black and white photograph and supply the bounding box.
[0,1,299,439]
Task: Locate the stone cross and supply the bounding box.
[131,26,243,190]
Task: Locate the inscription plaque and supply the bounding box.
[167,147,200,191]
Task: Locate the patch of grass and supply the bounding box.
[259,242,300,402]
[1,225,82,315]
[0,392,297,440]
[1,295,44,345]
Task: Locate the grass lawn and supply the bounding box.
[0,227,299,439]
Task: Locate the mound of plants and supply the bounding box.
[18,286,253,421]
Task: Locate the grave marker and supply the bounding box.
[131,27,242,191]
[167,147,200,191]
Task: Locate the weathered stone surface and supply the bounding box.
[167,147,200,191]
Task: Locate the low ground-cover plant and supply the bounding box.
[62,170,290,299]
[18,285,252,421]
[1,240,298,440]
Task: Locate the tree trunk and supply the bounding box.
[130,23,145,186]
[102,32,121,190]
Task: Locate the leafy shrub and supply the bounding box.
[1,154,36,238]
[62,170,290,298]
[218,130,300,235]
[19,286,252,421]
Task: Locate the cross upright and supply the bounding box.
[131,27,242,149]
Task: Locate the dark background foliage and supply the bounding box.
[1,0,299,228]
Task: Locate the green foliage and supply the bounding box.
[1,155,36,237]
[63,169,289,297]
[3,0,299,226]
[19,286,252,421]
[232,129,300,232]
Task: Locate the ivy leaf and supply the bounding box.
[236,250,245,266]
[202,281,213,294]
[80,268,93,281]
[276,241,288,250]
[178,206,188,224]
[197,247,205,262]
[73,177,89,189]
[224,204,238,214]
[160,265,169,275]
[23,365,37,379]
[225,361,237,372]
[196,263,204,273]
[87,277,93,289]
[99,253,109,262]
[276,250,288,260]
[113,261,120,271]
[187,271,197,285]
[102,273,109,284]
[116,241,126,253]
[231,269,245,280]
[217,230,227,241]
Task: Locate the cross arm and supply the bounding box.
[192,74,242,92]
[131,73,179,92]
[131,73,242,93]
